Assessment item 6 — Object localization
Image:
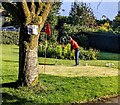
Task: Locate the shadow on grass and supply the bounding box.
[2,75,17,78]
[13,52,19,54]
[12,47,19,50]
[1,82,19,88]
[2,93,33,105]
[2,92,60,105]
[2,60,18,63]
[1,82,45,105]
[39,63,55,65]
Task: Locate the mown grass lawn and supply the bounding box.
[1,45,120,104]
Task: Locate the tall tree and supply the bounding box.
[112,12,120,31]
[2,0,54,86]
[69,0,96,27]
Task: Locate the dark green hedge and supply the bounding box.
[75,32,120,53]
[87,32,120,53]
[2,31,19,45]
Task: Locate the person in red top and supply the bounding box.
[68,36,80,66]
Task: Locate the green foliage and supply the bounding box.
[56,16,69,32]
[38,43,99,60]
[96,21,114,32]
[49,29,59,43]
[62,23,81,35]
[112,12,120,31]
[47,2,62,26]
[54,45,63,58]
[80,47,99,60]
[62,44,74,59]
[2,31,19,45]
[56,1,97,43]
[41,2,62,43]
[69,1,96,27]
[58,23,96,45]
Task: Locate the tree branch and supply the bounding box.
[40,3,53,31]
[20,0,31,24]
[30,0,36,19]
[2,2,21,23]
[34,0,44,15]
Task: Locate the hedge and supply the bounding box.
[75,32,120,53]
[87,32,120,53]
[2,31,19,45]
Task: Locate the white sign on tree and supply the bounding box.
[27,25,39,35]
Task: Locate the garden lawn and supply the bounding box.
[39,65,118,77]
[1,45,120,104]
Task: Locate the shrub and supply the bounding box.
[54,45,63,59]
[2,31,19,45]
[38,44,45,57]
[47,45,54,58]
[38,43,99,60]
[62,44,74,59]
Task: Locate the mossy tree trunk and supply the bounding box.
[2,1,53,86]
[18,25,39,86]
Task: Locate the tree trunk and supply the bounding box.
[2,1,53,87]
[18,25,39,86]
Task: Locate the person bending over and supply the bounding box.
[68,36,80,66]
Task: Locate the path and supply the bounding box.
[86,95,120,104]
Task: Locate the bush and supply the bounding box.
[62,44,74,59]
[38,43,99,60]
[53,45,63,59]
[79,47,99,60]
[2,31,19,45]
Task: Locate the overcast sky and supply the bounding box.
[59,1,120,20]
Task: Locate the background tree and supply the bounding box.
[69,0,96,28]
[96,18,112,32]
[2,0,54,86]
[56,15,69,42]
[39,2,62,43]
[112,12,120,32]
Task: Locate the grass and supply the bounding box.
[2,75,119,104]
[39,65,118,77]
[1,45,120,104]
[98,51,120,60]
[39,57,119,69]
[2,45,19,83]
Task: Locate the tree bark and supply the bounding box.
[2,1,53,87]
[18,3,53,86]
[18,25,39,86]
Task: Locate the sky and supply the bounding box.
[59,0,120,20]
